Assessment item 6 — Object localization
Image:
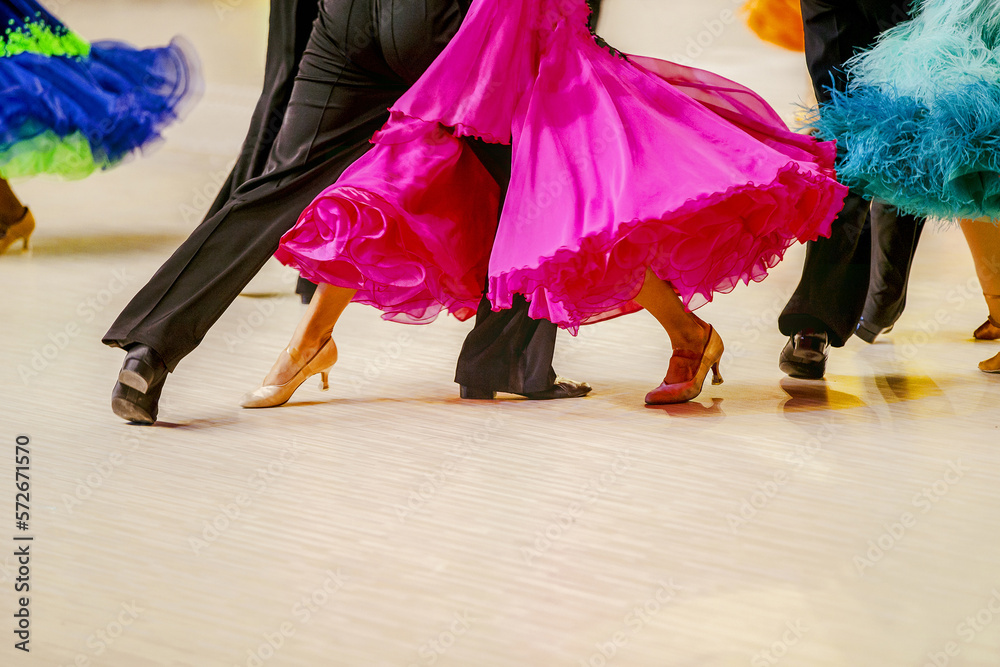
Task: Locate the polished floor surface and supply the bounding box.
[2,1,999,666]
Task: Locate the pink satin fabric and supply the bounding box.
[276,0,847,328]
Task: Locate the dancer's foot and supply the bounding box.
[240,337,338,408]
[112,379,164,425]
[973,317,1000,341]
[118,344,168,393]
[779,329,829,379]
[112,345,168,424]
[646,321,724,405]
[459,377,593,400]
[980,351,1000,374]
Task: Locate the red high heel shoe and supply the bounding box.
[645,326,724,405]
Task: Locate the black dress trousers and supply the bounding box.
[778,0,923,347]
[455,140,558,393]
[104,0,557,394]
[205,0,319,216]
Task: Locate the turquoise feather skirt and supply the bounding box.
[812,0,1000,220]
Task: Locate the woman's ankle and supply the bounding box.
[670,314,710,351]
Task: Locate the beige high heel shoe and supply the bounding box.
[0,208,34,255]
[973,296,1000,340]
[980,351,1000,374]
[240,338,338,408]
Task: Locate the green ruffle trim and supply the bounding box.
[0,131,111,181]
[2,16,90,58]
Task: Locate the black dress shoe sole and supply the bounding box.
[778,358,826,380]
[111,382,159,425]
[459,383,594,400]
[111,397,156,425]
[521,384,593,400]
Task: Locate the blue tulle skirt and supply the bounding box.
[0,0,201,179]
[812,0,1000,220]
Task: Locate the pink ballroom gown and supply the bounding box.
[275,0,848,329]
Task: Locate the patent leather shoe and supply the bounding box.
[778,329,828,379]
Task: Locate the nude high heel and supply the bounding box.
[0,208,35,255]
[973,296,1000,340]
[240,338,338,408]
[980,351,1000,374]
[645,326,724,405]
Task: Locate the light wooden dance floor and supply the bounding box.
[2,1,999,665]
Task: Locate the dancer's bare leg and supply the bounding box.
[634,269,710,352]
[960,218,1000,370]
[633,268,723,402]
[260,283,357,386]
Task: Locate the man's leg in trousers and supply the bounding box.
[206,0,320,219]
[454,138,557,394]
[778,0,885,344]
[104,13,405,371]
[779,191,873,347]
[860,202,924,330]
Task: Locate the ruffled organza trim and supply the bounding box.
[0,130,107,180]
[277,115,502,324]
[489,162,844,330]
[0,37,202,179]
[276,188,486,324]
[813,81,1000,220]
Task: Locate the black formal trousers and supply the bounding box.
[206,0,319,216]
[778,0,923,347]
[588,0,601,31]
[103,0,558,394]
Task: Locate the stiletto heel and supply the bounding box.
[240,338,338,408]
[645,326,725,405]
[0,209,35,255]
[711,361,723,385]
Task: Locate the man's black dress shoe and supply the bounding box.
[111,380,164,425]
[460,377,593,400]
[855,317,893,344]
[778,330,829,379]
[118,344,168,394]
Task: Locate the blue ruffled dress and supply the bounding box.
[812,0,1000,220]
[1,0,201,179]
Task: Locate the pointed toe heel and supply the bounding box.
[645,326,724,405]
[980,352,1000,374]
[241,338,338,409]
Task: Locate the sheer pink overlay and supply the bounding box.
[276,0,847,328]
